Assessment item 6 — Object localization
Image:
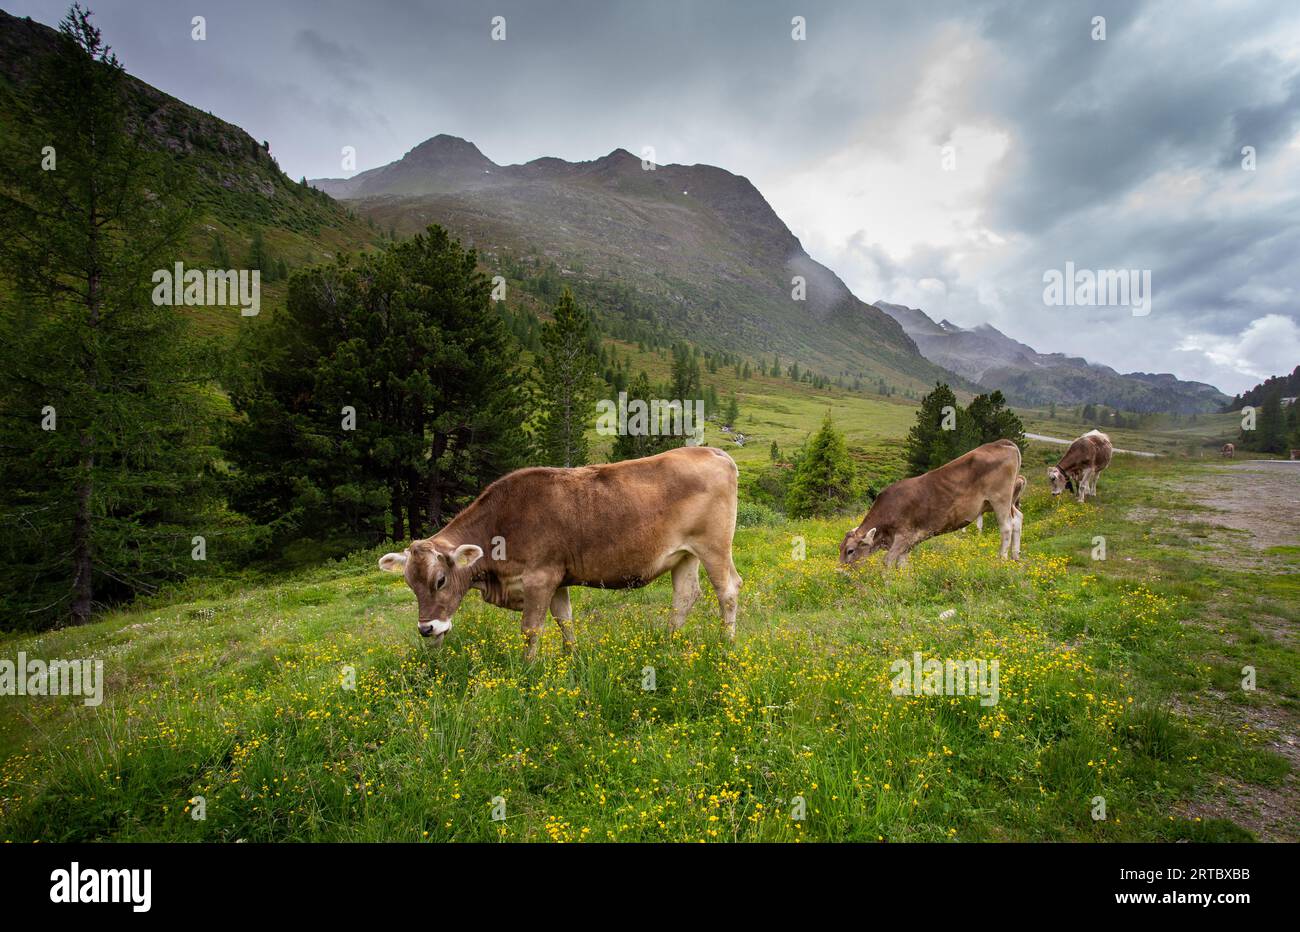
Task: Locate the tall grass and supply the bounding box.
[2,459,1289,842]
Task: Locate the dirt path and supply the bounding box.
[1179,460,1300,551]
[1153,460,1299,841]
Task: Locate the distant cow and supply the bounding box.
[378,446,742,661]
[1221,443,1235,458]
[1047,429,1113,503]
[841,439,1025,567]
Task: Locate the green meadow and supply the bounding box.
[2,422,1294,841]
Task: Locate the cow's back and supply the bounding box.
[872,440,1020,534]
[1085,430,1113,469]
[472,446,737,587]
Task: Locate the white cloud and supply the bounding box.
[1175,314,1300,393]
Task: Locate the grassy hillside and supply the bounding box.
[0,9,382,338]
[2,442,1295,842]
[591,338,918,464]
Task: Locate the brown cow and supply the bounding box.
[840,439,1025,567]
[972,474,1026,532]
[378,446,742,660]
[1047,429,1113,503]
[1221,443,1235,458]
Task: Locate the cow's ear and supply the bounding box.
[450,544,483,568]
[379,551,408,573]
[863,527,878,546]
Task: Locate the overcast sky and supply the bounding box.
[11,0,1300,394]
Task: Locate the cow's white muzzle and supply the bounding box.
[417,619,453,638]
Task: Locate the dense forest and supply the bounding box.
[1227,366,1300,454]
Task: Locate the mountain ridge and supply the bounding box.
[310,135,962,391]
[876,300,1229,414]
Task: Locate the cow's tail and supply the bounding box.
[1012,474,1026,508]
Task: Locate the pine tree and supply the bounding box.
[905,383,964,476]
[538,288,599,467]
[965,391,1026,450]
[610,372,676,461]
[1257,391,1285,454]
[247,228,273,280]
[786,413,857,518]
[724,393,740,427]
[0,5,222,628]
[226,225,534,549]
[670,343,702,401]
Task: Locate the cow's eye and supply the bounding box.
[435,574,447,591]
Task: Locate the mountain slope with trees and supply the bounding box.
[0,9,381,334]
[311,136,961,393]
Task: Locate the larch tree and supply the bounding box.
[0,5,221,628]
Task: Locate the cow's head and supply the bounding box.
[378,539,484,643]
[840,525,887,565]
[1046,466,1073,496]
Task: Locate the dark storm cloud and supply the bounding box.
[969,0,1298,235]
[1227,70,1300,167]
[7,0,1297,392]
[294,28,370,71]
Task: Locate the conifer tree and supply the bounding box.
[1256,391,1285,454]
[786,412,857,518]
[725,393,740,427]
[538,288,599,467]
[0,5,221,627]
[610,372,676,461]
[965,390,1026,450]
[226,225,534,548]
[904,383,964,476]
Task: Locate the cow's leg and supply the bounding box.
[989,498,1015,559]
[549,587,576,652]
[520,584,555,663]
[885,535,913,567]
[976,513,984,533]
[669,554,702,633]
[700,550,741,641]
[1076,469,1091,503]
[1011,507,1023,560]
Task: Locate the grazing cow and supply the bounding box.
[378,446,741,661]
[1221,443,1235,458]
[840,439,1025,567]
[1047,429,1113,503]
